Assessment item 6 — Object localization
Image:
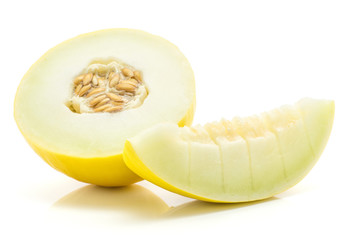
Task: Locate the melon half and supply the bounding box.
[123,98,334,202]
[14,29,195,186]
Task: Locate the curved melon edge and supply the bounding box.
[124,139,281,203]
[123,140,219,202]
[14,99,195,187]
[13,28,196,187]
[14,28,196,154]
[123,137,327,202]
[123,99,335,201]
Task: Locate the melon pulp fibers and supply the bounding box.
[124,98,334,202]
[14,29,195,186]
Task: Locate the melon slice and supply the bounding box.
[123,98,334,202]
[14,29,195,186]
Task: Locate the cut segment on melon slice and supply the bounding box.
[123,98,334,202]
[14,29,195,186]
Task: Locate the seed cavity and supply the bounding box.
[74,74,85,85]
[94,104,112,112]
[67,61,148,114]
[83,73,93,85]
[74,83,82,95]
[121,68,134,77]
[109,73,120,88]
[95,98,110,108]
[116,82,136,93]
[87,87,105,98]
[104,106,123,113]
[78,84,92,96]
[89,94,107,106]
[92,75,98,85]
[106,92,123,102]
[133,71,142,82]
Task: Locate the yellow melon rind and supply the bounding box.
[14,28,196,186]
[15,99,195,186]
[123,140,223,202]
[123,99,334,202]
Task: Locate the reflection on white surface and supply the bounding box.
[163,197,277,218]
[51,184,170,219]
[50,183,278,222]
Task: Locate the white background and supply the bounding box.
[1,0,345,239]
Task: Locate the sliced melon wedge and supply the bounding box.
[14,29,195,186]
[123,98,334,202]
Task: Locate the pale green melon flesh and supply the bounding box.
[126,98,334,202]
[14,29,195,158]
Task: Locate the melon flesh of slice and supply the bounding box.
[14,29,195,186]
[124,98,334,202]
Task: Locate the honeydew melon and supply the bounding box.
[14,29,195,186]
[123,98,334,202]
